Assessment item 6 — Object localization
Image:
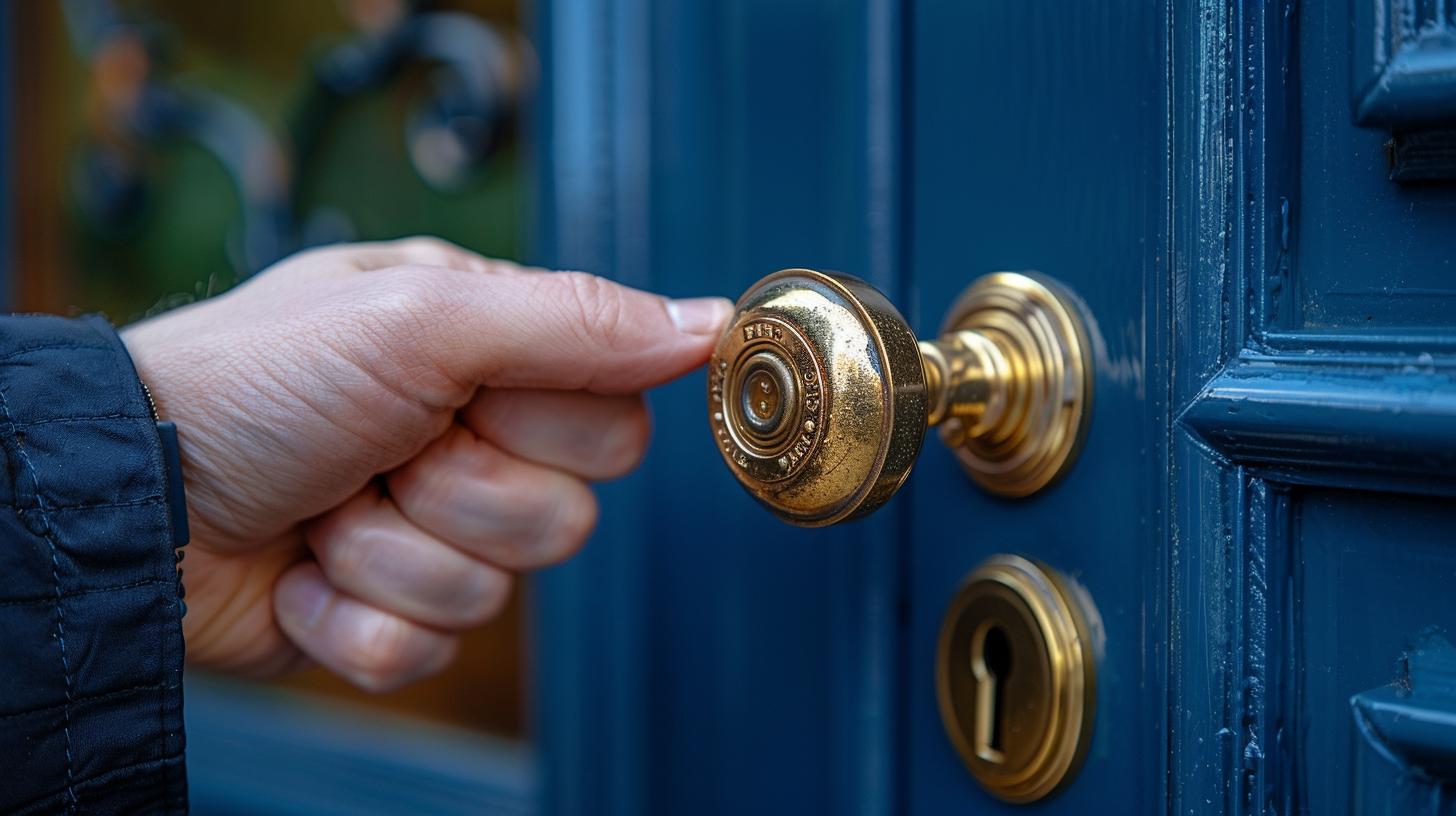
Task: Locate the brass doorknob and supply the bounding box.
[707,269,1092,526]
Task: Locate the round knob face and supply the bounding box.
[708,269,927,526]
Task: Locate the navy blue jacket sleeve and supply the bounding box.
[0,315,188,814]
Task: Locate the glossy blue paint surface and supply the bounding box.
[186,678,534,815]
[533,2,904,814]
[534,1,1456,814]
[904,1,1167,812]
[1353,0,1456,129]
[1301,492,1456,814]
[1183,352,1456,491]
[1301,0,1456,330]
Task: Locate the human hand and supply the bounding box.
[121,238,731,690]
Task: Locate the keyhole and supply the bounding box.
[970,623,1013,763]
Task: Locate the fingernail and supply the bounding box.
[276,568,331,629]
[667,297,733,336]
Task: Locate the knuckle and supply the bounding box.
[360,264,481,322]
[453,568,512,627]
[306,503,376,584]
[349,614,420,687]
[377,266,457,316]
[343,270,444,343]
[600,401,651,477]
[393,236,468,267]
[320,529,372,587]
[393,431,492,514]
[538,485,597,566]
[308,510,375,579]
[395,235,454,254]
[557,272,627,347]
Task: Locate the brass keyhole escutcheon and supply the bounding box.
[936,555,1097,803]
[707,269,1092,526]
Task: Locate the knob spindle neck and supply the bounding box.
[918,330,1012,435]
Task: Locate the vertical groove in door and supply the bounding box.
[891,0,916,815]
[845,3,906,815]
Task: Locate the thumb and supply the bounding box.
[416,268,733,394]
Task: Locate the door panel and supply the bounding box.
[1299,490,1456,815]
[905,1,1166,812]
[1299,0,1456,331]
[534,2,904,814]
[1169,0,1456,813]
[535,1,1456,814]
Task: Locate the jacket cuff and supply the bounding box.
[0,314,188,815]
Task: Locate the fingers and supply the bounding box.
[274,562,460,692]
[281,482,523,693]
[387,425,598,570]
[462,271,733,393]
[306,489,512,629]
[462,389,650,480]
[364,264,732,395]
[278,236,734,395]
[282,236,732,395]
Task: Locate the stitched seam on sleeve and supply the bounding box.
[0,577,169,608]
[11,752,184,814]
[13,494,165,513]
[0,682,166,721]
[0,342,112,362]
[157,552,172,810]
[0,385,79,812]
[16,413,152,427]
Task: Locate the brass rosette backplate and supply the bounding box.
[937,273,1093,497]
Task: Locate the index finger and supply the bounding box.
[400,267,733,394]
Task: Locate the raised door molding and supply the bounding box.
[1181,350,1456,494]
[1354,0,1456,128]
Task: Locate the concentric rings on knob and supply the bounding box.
[735,350,798,442]
[708,269,928,526]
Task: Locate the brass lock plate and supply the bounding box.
[935,555,1096,803]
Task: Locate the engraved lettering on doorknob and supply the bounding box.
[708,313,828,490]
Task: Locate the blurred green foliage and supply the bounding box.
[50,0,523,321]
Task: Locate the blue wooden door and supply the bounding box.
[533,1,1456,814]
